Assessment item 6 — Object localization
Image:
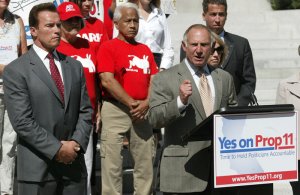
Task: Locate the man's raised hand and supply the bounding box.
[180,80,192,105]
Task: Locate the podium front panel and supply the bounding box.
[214,111,298,188]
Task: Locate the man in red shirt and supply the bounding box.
[97,2,158,195]
[55,2,100,195]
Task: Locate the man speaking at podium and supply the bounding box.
[148,24,237,194]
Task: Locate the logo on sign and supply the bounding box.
[219,133,295,154]
[66,4,75,12]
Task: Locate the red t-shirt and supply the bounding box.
[78,17,109,55]
[97,38,159,100]
[57,38,97,119]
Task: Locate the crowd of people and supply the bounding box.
[0,0,299,195]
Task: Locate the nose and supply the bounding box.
[83,0,89,6]
[129,20,135,28]
[212,49,218,56]
[215,14,220,22]
[54,24,61,33]
[196,45,203,53]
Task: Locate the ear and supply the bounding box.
[182,41,187,52]
[202,12,206,21]
[30,26,37,38]
[114,20,119,30]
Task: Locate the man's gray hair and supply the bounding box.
[183,24,215,47]
[113,2,139,22]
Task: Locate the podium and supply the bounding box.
[181,104,296,195]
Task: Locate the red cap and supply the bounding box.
[57,2,83,21]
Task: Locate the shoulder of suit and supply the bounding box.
[153,63,179,79]
[225,31,249,43]
[57,51,81,67]
[6,51,30,69]
[210,65,232,78]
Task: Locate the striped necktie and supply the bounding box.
[198,68,213,117]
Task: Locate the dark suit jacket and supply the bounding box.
[180,31,256,106]
[148,61,237,193]
[3,47,93,182]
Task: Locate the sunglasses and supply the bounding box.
[213,46,224,54]
[66,17,82,23]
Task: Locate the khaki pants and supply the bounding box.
[100,100,155,195]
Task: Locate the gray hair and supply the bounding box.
[183,24,215,47]
[113,2,139,22]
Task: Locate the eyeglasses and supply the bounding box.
[213,46,224,54]
[66,17,82,23]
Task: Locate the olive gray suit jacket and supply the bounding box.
[3,47,93,182]
[148,60,238,193]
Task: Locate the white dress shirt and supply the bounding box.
[33,44,64,84]
[135,4,174,69]
[177,59,215,112]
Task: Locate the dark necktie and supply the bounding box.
[47,53,64,103]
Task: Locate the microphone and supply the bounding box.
[235,71,259,106]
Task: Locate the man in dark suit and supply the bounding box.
[3,3,93,195]
[148,24,237,195]
[180,0,256,106]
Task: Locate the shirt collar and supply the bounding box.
[185,58,210,76]
[84,14,90,20]
[33,44,59,61]
[218,30,225,40]
[150,4,159,15]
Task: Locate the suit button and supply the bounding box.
[61,104,64,109]
[64,121,67,125]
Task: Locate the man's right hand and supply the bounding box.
[180,80,192,105]
[56,141,79,164]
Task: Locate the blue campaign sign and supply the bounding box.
[214,112,298,188]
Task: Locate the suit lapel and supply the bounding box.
[177,61,206,121]
[30,48,64,104]
[58,52,72,109]
[222,31,235,69]
[208,65,222,111]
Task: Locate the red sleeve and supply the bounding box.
[97,42,115,74]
